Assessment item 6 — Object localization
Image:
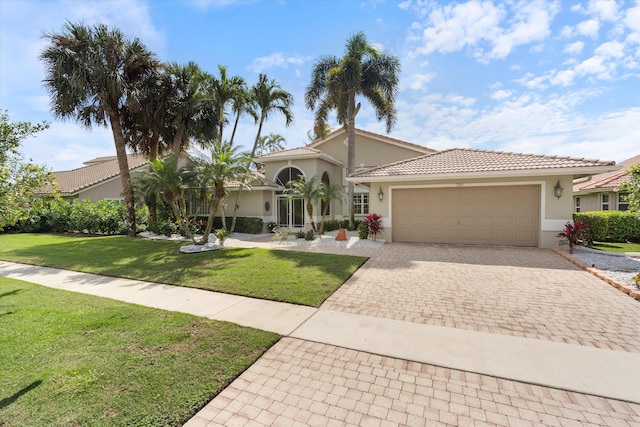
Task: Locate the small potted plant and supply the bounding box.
[214,228,229,246]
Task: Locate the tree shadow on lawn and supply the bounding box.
[0,380,43,409]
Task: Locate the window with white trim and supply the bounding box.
[353,193,369,215]
[575,197,581,212]
[617,193,629,211]
[601,194,609,210]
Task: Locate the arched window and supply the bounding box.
[276,167,303,188]
[321,172,330,215]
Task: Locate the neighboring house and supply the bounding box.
[42,128,619,249]
[35,154,149,202]
[572,154,639,213]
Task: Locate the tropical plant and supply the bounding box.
[0,110,51,231]
[284,175,321,233]
[41,22,159,236]
[317,181,345,234]
[254,133,286,156]
[190,139,251,243]
[363,213,384,241]
[621,164,640,214]
[131,154,196,238]
[305,31,400,228]
[208,65,247,141]
[558,220,588,254]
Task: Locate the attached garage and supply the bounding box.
[348,148,619,249]
[392,185,539,246]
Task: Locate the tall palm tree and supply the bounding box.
[317,181,345,234]
[305,31,400,228]
[249,73,293,159]
[284,175,321,232]
[131,154,196,238]
[190,139,251,243]
[255,133,286,156]
[229,83,257,145]
[208,65,247,141]
[41,22,159,237]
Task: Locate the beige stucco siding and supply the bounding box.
[317,133,428,167]
[78,177,125,202]
[370,176,573,249]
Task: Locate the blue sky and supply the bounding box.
[1,0,638,171]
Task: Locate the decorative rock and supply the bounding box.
[335,228,347,241]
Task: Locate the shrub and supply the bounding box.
[574,211,640,242]
[305,229,315,241]
[557,220,588,253]
[150,220,178,237]
[322,220,341,232]
[363,213,384,241]
[357,223,368,239]
[295,230,306,239]
[206,217,263,234]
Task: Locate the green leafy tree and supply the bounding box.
[190,139,251,243]
[317,181,345,234]
[284,175,321,232]
[621,164,640,214]
[0,110,51,231]
[40,22,159,237]
[305,31,400,227]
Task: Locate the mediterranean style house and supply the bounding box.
[42,127,619,248]
[572,154,639,213]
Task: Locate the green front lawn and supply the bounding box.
[0,234,366,307]
[0,277,279,426]
[587,241,640,253]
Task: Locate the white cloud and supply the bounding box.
[586,0,619,22]
[563,40,585,54]
[576,19,601,38]
[247,52,307,73]
[409,73,436,91]
[549,69,576,86]
[490,89,512,100]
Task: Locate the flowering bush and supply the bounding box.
[363,213,383,241]
[633,273,640,287]
[557,220,588,253]
[215,228,229,242]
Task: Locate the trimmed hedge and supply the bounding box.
[206,216,263,234]
[574,211,640,242]
[13,198,148,235]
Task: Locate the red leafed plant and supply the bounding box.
[557,220,588,254]
[364,213,384,241]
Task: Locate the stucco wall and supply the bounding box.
[367,175,574,249]
[78,177,125,202]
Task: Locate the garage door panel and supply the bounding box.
[393,185,539,246]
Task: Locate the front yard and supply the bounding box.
[0,277,279,426]
[0,234,367,307]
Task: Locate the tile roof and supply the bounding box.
[38,154,149,195]
[307,127,434,154]
[350,148,617,180]
[226,170,279,189]
[573,154,639,192]
[255,147,342,165]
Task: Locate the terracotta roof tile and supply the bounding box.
[351,148,617,179]
[38,154,149,195]
[573,154,639,192]
[255,147,342,165]
[307,127,434,154]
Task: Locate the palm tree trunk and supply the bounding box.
[319,202,330,234]
[202,184,225,243]
[347,112,356,229]
[230,112,241,144]
[108,109,136,237]
[172,127,184,156]
[249,113,266,159]
[230,187,242,232]
[306,201,316,232]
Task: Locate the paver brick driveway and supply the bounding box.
[189,242,640,426]
[324,245,640,352]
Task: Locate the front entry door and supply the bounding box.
[277,196,304,228]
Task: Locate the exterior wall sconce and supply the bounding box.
[378,187,384,202]
[554,180,563,199]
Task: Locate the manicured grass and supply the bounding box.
[587,241,640,253]
[0,234,366,307]
[0,277,279,427]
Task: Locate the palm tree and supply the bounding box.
[190,139,251,243]
[284,175,321,233]
[317,181,345,234]
[131,154,196,238]
[164,62,217,156]
[255,133,286,156]
[229,83,257,145]
[208,65,247,141]
[305,31,400,228]
[249,73,293,159]
[41,22,159,237]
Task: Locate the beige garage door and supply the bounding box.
[392,185,539,246]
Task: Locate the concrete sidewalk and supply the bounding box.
[1,259,638,404]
